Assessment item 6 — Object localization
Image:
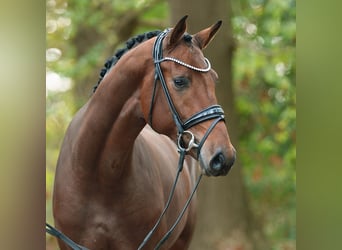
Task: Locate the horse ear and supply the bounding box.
[194,20,222,50]
[168,15,188,48]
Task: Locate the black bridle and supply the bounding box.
[139,29,226,249]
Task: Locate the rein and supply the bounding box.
[46,223,89,250]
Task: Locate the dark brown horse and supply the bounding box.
[53,16,236,250]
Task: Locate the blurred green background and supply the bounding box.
[46,0,295,249]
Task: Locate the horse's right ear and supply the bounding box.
[168,15,188,48]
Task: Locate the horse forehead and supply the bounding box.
[178,45,202,59]
[166,35,202,57]
[169,49,209,72]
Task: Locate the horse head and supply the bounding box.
[141,16,236,176]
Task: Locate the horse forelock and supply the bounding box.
[93,30,162,93]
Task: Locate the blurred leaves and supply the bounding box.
[232,0,296,248]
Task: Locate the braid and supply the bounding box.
[93,30,161,92]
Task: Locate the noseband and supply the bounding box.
[140,29,226,249]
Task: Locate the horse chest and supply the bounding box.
[75,185,183,249]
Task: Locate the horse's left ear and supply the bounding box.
[194,20,222,50]
[168,15,188,48]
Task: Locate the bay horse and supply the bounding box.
[52,16,236,250]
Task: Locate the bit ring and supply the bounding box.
[177,130,199,152]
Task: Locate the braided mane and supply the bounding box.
[93,30,161,92]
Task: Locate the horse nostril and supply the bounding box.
[210,152,227,176]
[209,151,236,176]
[211,153,225,171]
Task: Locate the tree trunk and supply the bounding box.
[169,1,269,249]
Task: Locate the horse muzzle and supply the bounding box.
[177,124,236,176]
[199,145,236,177]
[208,148,236,176]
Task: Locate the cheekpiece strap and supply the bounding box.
[153,29,184,133]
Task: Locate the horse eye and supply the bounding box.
[173,77,189,89]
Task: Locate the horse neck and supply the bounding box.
[78,43,154,178]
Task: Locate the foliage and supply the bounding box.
[46,0,295,249]
[232,0,296,248]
